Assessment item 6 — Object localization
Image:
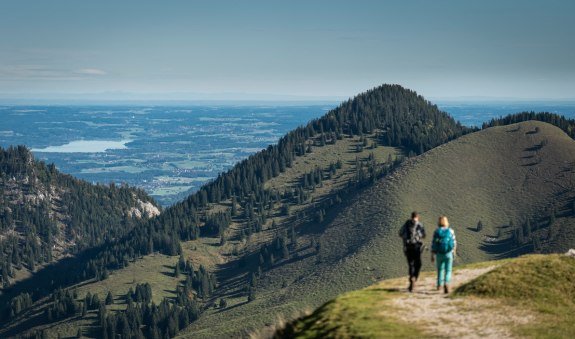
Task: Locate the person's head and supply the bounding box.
[411,211,419,222]
[438,216,449,228]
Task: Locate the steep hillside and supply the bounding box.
[0,146,160,289]
[0,85,471,338]
[275,253,575,338]
[185,120,575,337]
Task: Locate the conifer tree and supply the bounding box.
[476,220,483,232]
[105,291,113,305]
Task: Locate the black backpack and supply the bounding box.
[403,220,422,248]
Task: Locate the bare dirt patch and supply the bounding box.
[387,266,534,338]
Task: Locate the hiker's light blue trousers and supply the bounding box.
[436,252,453,286]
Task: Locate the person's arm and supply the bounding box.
[451,229,457,257]
[430,229,436,263]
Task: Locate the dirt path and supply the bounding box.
[385,266,533,338]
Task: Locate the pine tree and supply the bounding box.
[282,241,289,260]
[231,196,237,216]
[549,209,556,227]
[98,303,106,327]
[524,219,532,239]
[219,298,227,308]
[476,220,483,232]
[249,272,257,287]
[247,286,256,302]
[289,224,296,245]
[105,291,113,305]
[515,225,524,244]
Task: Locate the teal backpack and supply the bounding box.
[432,228,454,254]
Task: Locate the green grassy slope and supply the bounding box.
[277,254,575,338]
[185,120,575,337]
[456,254,575,338]
[0,239,222,339]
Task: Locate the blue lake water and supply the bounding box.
[31,139,133,153]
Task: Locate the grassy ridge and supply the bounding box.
[456,254,575,338]
[277,254,575,338]
[273,289,421,339]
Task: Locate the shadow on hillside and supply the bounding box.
[479,236,532,260]
[522,161,541,167]
[374,287,437,296]
[83,324,101,338]
[524,144,543,152]
[161,264,176,277]
[298,182,371,238]
[0,255,91,322]
[215,300,249,313]
[0,305,86,338]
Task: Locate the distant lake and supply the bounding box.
[32,139,132,153]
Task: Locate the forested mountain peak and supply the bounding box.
[0,145,160,289]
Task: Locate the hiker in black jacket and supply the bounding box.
[399,211,426,292]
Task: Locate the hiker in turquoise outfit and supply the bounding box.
[431,216,457,294]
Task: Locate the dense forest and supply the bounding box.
[0,146,159,289]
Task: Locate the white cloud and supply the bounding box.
[75,68,107,75]
[0,65,107,80]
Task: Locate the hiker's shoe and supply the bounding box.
[408,278,414,292]
[436,285,442,291]
[444,284,450,294]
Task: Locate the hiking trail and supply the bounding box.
[378,265,534,338]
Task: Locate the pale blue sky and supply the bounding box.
[0,0,574,101]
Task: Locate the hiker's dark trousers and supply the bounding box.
[405,246,422,279]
